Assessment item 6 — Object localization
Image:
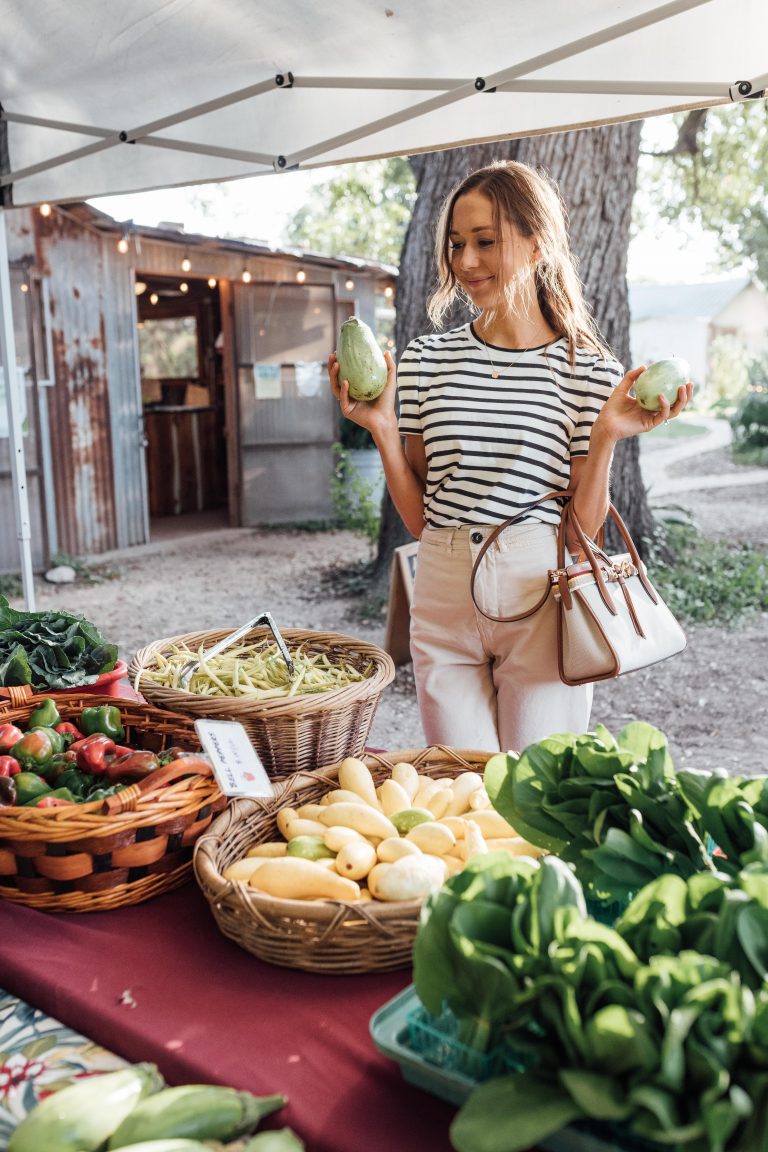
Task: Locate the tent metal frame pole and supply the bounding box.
[281,0,715,167]
[0,211,36,610]
[1,0,721,191]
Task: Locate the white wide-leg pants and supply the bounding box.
[410,520,592,753]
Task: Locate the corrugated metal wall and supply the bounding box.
[40,211,117,555]
[102,244,148,548]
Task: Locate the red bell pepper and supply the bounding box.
[0,755,20,777]
[54,721,84,746]
[74,733,116,774]
[0,724,23,754]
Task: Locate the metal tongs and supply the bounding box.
[178,610,295,690]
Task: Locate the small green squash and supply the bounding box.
[336,317,387,401]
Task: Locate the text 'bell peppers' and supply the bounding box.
[79,705,125,742]
[75,733,116,774]
[27,697,61,730]
[0,724,23,754]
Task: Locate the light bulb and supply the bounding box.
[384,285,394,299]
[181,257,191,272]
[242,269,252,283]
[117,236,129,254]
[134,281,148,296]
[39,203,52,217]
[344,278,355,292]
[20,282,29,293]
[179,281,189,293]
[207,277,217,288]
[149,293,159,305]
[295,269,306,283]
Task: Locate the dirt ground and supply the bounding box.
[18,437,768,777]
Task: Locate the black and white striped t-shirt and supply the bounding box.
[397,323,622,528]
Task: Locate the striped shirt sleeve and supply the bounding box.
[397,336,426,436]
[569,356,623,456]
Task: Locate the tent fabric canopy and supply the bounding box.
[0,0,766,610]
[1,0,766,208]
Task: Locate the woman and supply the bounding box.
[329,160,691,752]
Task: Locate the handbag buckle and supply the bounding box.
[608,559,636,581]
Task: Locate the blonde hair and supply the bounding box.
[428,160,609,363]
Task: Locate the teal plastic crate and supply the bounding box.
[370,985,522,1107]
[370,986,670,1152]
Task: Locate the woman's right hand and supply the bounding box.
[328,349,398,442]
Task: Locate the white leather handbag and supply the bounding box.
[470,492,686,687]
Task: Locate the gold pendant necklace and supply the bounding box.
[479,327,547,379]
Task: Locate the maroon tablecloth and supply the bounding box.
[0,883,456,1152]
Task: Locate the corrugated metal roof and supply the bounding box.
[629,278,752,322]
[75,203,398,278]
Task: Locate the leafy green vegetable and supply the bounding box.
[412,844,768,1152]
[485,722,715,904]
[615,867,768,990]
[0,596,117,690]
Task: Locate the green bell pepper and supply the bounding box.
[55,766,93,799]
[13,771,52,805]
[25,786,76,807]
[79,704,125,742]
[27,726,66,757]
[27,697,61,730]
[11,729,55,771]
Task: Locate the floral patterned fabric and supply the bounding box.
[0,988,126,1150]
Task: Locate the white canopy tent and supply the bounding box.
[1,0,766,606]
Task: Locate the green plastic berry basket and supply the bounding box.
[370,986,669,1152]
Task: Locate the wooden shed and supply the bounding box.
[1,202,396,572]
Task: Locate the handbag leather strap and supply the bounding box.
[470,491,652,624]
[469,489,573,623]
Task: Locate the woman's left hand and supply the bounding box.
[595,365,693,444]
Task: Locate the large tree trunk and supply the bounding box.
[373,122,649,596]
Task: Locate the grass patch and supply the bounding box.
[48,553,121,585]
[732,444,768,467]
[652,520,768,626]
[0,574,22,599]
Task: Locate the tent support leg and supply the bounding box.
[0,210,37,610]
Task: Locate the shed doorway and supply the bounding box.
[136,275,229,537]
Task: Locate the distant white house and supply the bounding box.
[628,278,768,391]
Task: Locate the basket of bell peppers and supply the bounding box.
[0,694,228,912]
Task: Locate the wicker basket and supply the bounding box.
[0,695,227,913]
[128,627,396,780]
[193,746,492,974]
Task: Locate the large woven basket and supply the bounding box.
[193,746,492,974]
[128,627,396,780]
[0,694,227,913]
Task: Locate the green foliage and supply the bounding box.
[731,386,768,457]
[284,158,416,265]
[330,444,381,545]
[652,519,768,625]
[640,101,768,286]
[0,574,22,599]
[138,316,199,378]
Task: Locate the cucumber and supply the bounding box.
[336,317,387,401]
